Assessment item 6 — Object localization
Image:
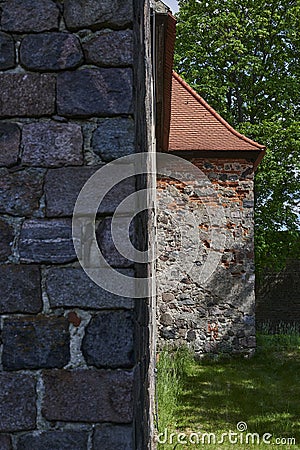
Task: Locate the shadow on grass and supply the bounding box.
[176,337,300,441]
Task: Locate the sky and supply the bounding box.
[163,0,179,13]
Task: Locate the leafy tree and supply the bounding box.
[174,0,300,272]
[240,120,300,272]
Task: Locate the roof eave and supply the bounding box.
[171,71,266,153]
[169,148,266,171]
[152,4,176,152]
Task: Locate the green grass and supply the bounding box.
[156,331,300,449]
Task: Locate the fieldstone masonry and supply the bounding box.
[157,157,256,355]
[22,122,83,166]
[0,265,42,313]
[0,0,262,444]
[20,32,84,71]
[0,123,21,166]
[1,0,60,33]
[0,74,56,117]
[83,30,133,67]
[16,431,89,450]
[0,217,14,261]
[0,0,153,448]
[0,32,15,70]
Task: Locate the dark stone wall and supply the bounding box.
[0,0,152,447]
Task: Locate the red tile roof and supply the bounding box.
[169,72,265,153]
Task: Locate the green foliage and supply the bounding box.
[156,346,195,433]
[257,322,300,350]
[239,120,300,271]
[174,0,300,272]
[156,335,300,449]
[175,0,300,125]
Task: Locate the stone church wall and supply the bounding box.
[157,156,256,356]
[0,0,153,448]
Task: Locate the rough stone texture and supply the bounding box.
[0,168,44,216]
[92,118,135,162]
[16,431,88,450]
[82,311,134,368]
[96,217,134,268]
[19,219,76,263]
[2,316,70,370]
[83,30,133,67]
[0,74,55,117]
[157,158,256,355]
[42,369,133,423]
[22,122,83,167]
[45,267,134,310]
[20,33,83,71]
[0,218,14,262]
[45,167,135,216]
[93,424,133,450]
[0,32,15,70]
[0,265,42,314]
[0,435,12,450]
[0,123,20,167]
[1,0,60,33]
[64,0,133,30]
[0,373,36,432]
[57,69,133,117]
[0,0,151,444]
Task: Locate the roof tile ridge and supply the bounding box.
[172,71,265,150]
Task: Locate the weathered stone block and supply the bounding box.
[82,311,134,368]
[0,168,44,216]
[42,369,133,423]
[93,425,133,450]
[162,292,175,303]
[243,199,254,208]
[19,219,76,263]
[0,74,55,117]
[160,312,173,326]
[45,267,134,310]
[0,373,36,432]
[96,217,133,267]
[83,30,133,67]
[92,118,135,162]
[20,33,83,71]
[0,123,20,167]
[0,32,15,70]
[1,0,60,33]
[0,435,12,450]
[2,316,70,370]
[64,0,132,30]
[57,69,133,117]
[45,167,135,216]
[22,122,83,167]
[0,218,14,261]
[16,431,88,450]
[0,265,42,314]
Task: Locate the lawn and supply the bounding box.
[156,331,300,449]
